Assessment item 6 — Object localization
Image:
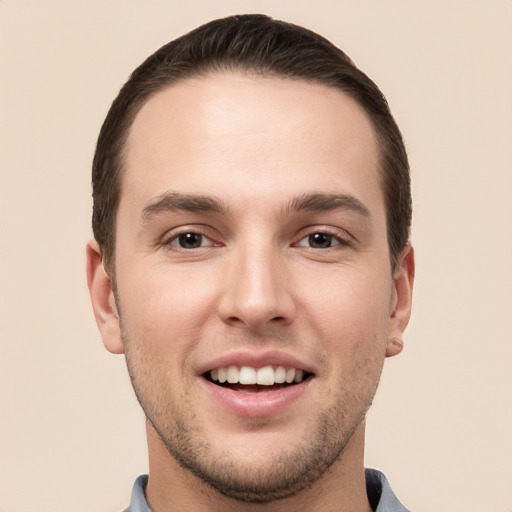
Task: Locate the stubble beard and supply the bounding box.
[115,284,383,505]
[148,402,370,504]
[123,344,378,504]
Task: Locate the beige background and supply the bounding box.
[1,1,511,511]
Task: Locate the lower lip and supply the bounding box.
[199,377,312,418]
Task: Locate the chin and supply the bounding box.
[148,401,367,504]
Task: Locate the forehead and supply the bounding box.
[121,71,383,218]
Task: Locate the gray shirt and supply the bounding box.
[124,469,410,511]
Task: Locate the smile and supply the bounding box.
[198,351,315,416]
[207,365,310,388]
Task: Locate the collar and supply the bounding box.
[124,469,410,511]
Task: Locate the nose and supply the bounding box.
[217,243,296,332]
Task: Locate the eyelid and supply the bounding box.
[168,233,214,248]
[292,226,353,248]
[160,225,223,249]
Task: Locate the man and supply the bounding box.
[87,14,414,512]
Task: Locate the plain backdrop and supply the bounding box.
[1,1,511,511]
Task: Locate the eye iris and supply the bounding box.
[178,233,202,248]
[309,233,332,248]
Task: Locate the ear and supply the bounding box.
[386,245,415,358]
[86,239,124,354]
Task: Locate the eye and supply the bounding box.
[296,232,344,249]
[169,232,212,249]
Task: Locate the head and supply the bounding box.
[87,14,414,506]
[92,14,411,277]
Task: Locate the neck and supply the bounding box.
[144,420,372,512]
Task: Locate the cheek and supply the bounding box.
[298,265,392,364]
[116,263,221,355]
[303,264,391,327]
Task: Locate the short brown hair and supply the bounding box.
[92,14,411,273]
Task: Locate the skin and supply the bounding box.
[87,72,414,512]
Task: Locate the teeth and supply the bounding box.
[274,366,286,384]
[239,366,257,385]
[227,365,238,384]
[209,365,307,386]
[256,365,275,385]
[285,368,296,383]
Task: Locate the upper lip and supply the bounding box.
[197,350,315,375]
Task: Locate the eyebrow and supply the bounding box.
[141,191,371,222]
[141,191,230,221]
[284,192,371,218]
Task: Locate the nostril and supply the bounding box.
[224,315,286,327]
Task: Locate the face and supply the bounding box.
[88,72,413,503]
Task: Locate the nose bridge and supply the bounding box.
[219,234,295,330]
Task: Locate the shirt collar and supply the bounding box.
[366,468,411,512]
[125,469,410,511]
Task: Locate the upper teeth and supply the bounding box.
[210,366,305,386]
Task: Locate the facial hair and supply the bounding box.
[122,334,380,504]
[145,399,371,503]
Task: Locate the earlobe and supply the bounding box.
[386,336,404,357]
[86,239,124,354]
[386,245,415,358]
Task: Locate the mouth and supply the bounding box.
[203,365,314,394]
[198,351,315,417]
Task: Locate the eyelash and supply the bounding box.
[162,228,220,251]
[294,229,352,250]
[161,227,352,251]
